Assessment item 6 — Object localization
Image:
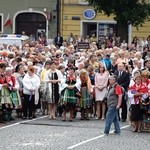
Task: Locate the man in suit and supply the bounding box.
[114,63,130,122]
[54,33,63,48]
[143,57,150,71]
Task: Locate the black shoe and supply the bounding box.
[0,119,4,123]
[69,118,73,122]
[80,117,84,120]
[62,118,66,121]
[121,119,126,122]
[10,117,15,121]
[33,115,36,118]
[85,117,90,120]
[29,117,33,119]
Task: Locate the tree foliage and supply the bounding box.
[87,0,150,27]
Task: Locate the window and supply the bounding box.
[98,23,116,38]
[79,0,89,5]
[0,14,3,33]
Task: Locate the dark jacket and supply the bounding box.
[114,70,130,91]
[54,36,63,47]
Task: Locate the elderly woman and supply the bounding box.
[14,64,26,118]
[128,74,148,132]
[2,67,21,120]
[22,66,41,119]
[134,52,144,69]
[5,67,21,109]
[141,70,150,113]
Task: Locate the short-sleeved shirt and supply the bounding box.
[107,84,122,107]
[115,85,122,95]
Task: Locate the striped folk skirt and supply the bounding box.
[80,86,92,108]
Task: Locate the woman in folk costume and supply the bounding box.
[5,67,21,109]
[128,74,148,132]
[0,62,7,123]
[0,69,13,109]
[79,69,93,120]
[43,61,62,120]
[61,67,80,121]
[87,65,96,117]
[22,66,41,119]
[140,70,150,113]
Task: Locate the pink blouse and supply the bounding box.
[95,72,109,88]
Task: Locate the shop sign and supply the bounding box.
[78,42,89,49]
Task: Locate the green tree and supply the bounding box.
[87,0,150,42]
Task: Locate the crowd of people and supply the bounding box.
[0,31,150,134]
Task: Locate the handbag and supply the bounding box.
[74,87,81,98]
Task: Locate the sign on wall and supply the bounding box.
[83,9,96,20]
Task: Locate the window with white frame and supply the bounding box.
[79,0,89,5]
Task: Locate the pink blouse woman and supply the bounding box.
[95,65,109,120]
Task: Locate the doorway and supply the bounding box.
[15,13,46,39]
[82,22,97,39]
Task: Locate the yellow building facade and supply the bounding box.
[60,0,150,43]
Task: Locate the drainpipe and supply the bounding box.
[57,0,60,34]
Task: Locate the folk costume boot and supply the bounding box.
[0,111,4,123]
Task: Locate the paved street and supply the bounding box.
[0,114,149,150]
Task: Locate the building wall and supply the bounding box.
[132,21,150,39]
[61,0,150,42]
[61,5,114,40]
[0,0,57,37]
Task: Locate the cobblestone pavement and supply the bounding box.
[0,114,149,150]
